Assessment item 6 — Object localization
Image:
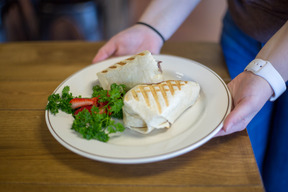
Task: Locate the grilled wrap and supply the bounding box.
[97,50,163,90]
[123,80,200,134]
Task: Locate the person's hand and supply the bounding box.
[216,71,274,136]
[92,24,164,63]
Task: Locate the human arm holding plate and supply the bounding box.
[92,0,201,63]
[217,21,288,136]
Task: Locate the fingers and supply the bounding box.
[215,128,227,137]
[92,42,116,63]
[215,101,252,138]
[223,98,256,133]
[215,96,256,138]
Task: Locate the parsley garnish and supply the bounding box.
[92,84,126,118]
[46,86,74,115]
[46,83,127,142]
[72,106,125,142]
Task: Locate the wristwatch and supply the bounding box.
[244,59,286,101]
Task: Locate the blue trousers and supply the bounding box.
[220,12,288,192]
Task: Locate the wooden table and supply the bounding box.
[0,41,264,192]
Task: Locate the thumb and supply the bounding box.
[223,99,255,134]
[215,101,251,137]
[92,42,116,63]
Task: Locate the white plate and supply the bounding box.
[45,54,231,164]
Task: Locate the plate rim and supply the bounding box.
[45,54,231,164]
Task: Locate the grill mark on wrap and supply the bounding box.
[117,61,126,66]
[149,85,162,113]
[176,80,182,90]
[166,81,175,96]
[131,90,139,101]
[100,52,146,73]
[159,84,168,107]
[126,80,189,113]
[139,86,150,107]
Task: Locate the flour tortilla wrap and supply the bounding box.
[97,50,163,90]
[123,80,200,134]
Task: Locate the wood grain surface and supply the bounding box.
[0,41,264,192]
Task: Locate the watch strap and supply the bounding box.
[245,59,286,101]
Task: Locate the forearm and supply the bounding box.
[256,20,288,82]
[139,0,201,40]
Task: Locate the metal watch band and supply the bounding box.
[245,59,286,101]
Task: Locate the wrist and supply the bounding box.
[136,22,165,44]
[243,71,274,99]
[244,59,287,101]
[133,24,164,48]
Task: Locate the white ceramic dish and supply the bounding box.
[45,54,231,164]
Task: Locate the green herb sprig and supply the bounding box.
[92,83,127,118]
[46,86,74,115]
[72,106,125,142]
[46,83,127,142]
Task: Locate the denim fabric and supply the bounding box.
[220,11,288,192]
[263,86,288,192]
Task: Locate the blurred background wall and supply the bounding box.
[0,0,227,43]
